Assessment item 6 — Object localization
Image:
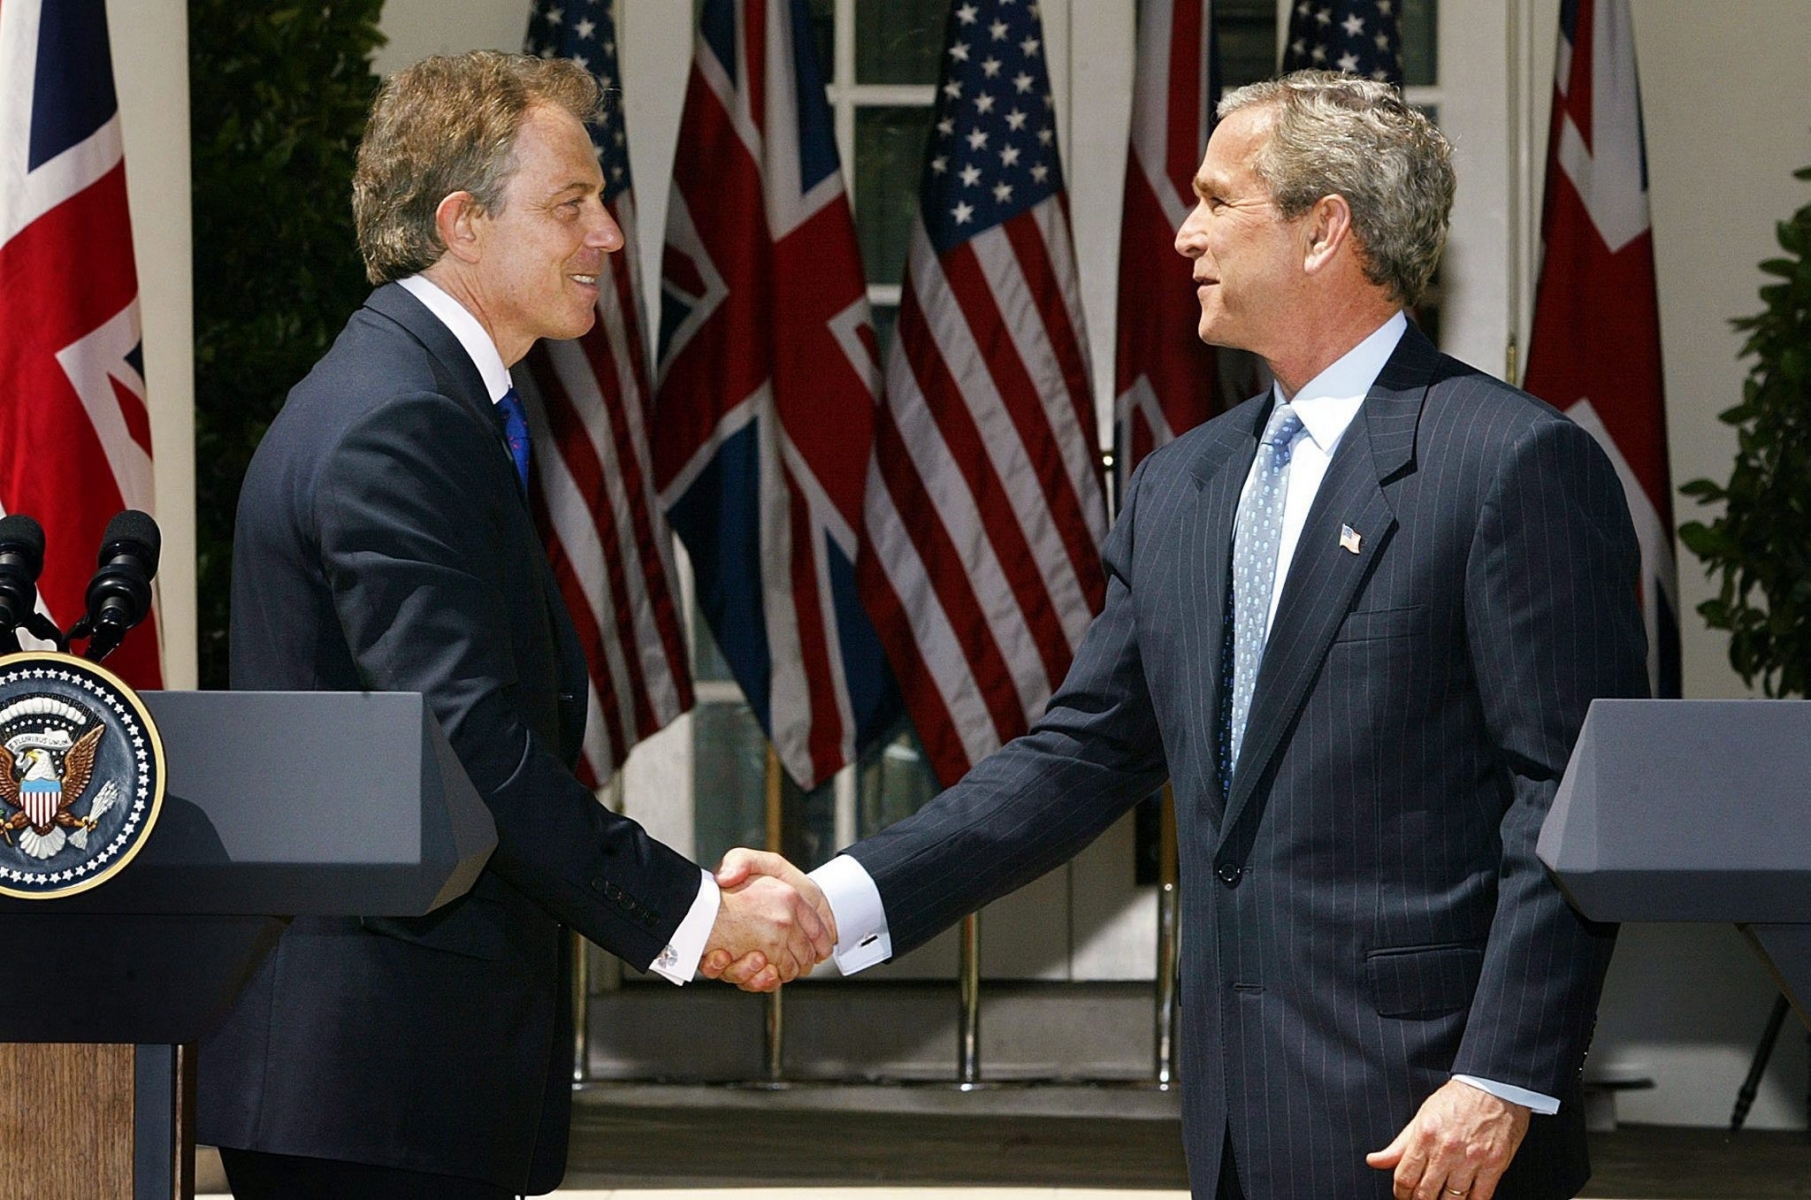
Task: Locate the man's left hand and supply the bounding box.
[1365,1080,1530,1200]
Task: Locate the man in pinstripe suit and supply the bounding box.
[716,71,1646,1200]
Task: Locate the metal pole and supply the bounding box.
[1154,783,1182,1088]
[1505,0,1523,388]
[958,911,982,1086]
[571,930,591,1084]
[572,773,625,1085]
[764,743,786,1082]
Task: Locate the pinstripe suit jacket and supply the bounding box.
[847,326,1646,1199]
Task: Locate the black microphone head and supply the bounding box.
[99,510,161,576]
[0,513,45,572]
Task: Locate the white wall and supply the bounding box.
[110,0,195,688]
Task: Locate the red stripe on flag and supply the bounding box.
[746,0,767,140]
[536,517,622,789]
[1164,0,1205,195]
[854,529,971,787]
[781,465,846,783]
[999,212,1107,603]
[574,302,693,713]
[532,356,659,741]
[895,261,1073,690]
[869,396,1025,757]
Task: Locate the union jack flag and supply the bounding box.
[654,0,900,790]
[1524,0,1677,696]
[861,0,1107,788]
[0,0,162,687]
[516,0,695,787]
[1282,0,1403,84]
[1115,0,1223,484]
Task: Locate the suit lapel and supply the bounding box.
[1217,326,1435,846]
[369,284,586,761]
[365,283,518,476]
[1177,399,1264,821]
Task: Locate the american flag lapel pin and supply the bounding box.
[1339,524,1362,555]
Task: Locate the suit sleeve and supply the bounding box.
[847,461,1171,956]
[1452,414,1648,1096]
[315,390,700,970]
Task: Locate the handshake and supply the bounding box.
[699,848,837,992]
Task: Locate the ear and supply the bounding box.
[433,191,486,266]
[1300,193,1354,276]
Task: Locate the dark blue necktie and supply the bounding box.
[495,386,532,491]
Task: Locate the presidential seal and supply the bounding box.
[0,652,164,900]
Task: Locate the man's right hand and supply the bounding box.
[700,849,837,992]
[700,855,834,992]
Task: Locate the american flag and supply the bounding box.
[517,0,695,786]
[1281,0,1403,84]
[0,0,162,688]
[861,0,1107,788]
[654,0,901,790]
[1523,0,1677,696]
[1114,0,1223,485]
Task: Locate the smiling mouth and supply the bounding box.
[572,274,598,286]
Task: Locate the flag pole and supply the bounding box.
[572,771,627,1086]
[571,926,591,1084]
[958,911,982,1087]
[1505,0,1523,387]
[764,742,786,1083]
[1154,782,1182,1087]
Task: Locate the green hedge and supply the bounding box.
[189,1,386,686]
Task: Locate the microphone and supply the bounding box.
[0,514,46,652]
[0,514,65,655]
[74,510,161,664]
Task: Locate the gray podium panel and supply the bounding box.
[0,691,497,1041]
[0,691,496,917]
[1539,698,1811,1026]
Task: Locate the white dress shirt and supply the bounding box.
[399,274,720,985]
[812,310,1559,1113]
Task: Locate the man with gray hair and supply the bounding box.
[719,70,1646,1199]
[201,51,832,1199]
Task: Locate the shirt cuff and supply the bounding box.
[1451,1074,1561,1115]
[648,868,720,985]
[809,854,891,975]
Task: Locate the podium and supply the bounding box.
[0,691,496,1200]
[1538,699,1811,1026]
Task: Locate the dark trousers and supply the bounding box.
[219,1147,517,1200]
[1219,1125,1247,1199]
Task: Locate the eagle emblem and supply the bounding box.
[0,654,163,900]
[0,697,114,860]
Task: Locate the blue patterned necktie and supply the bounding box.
[495,386,532,492]
[1227,402,1303,774]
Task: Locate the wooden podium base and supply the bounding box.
[0,1043,195,1200]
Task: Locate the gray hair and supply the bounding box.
[1217,70,1454,307]
[352,52,602,285]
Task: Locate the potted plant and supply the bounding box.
[1678,163,1811,697]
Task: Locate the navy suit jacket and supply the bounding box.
[198,284,702,1192]
[847,326,1647,1199]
